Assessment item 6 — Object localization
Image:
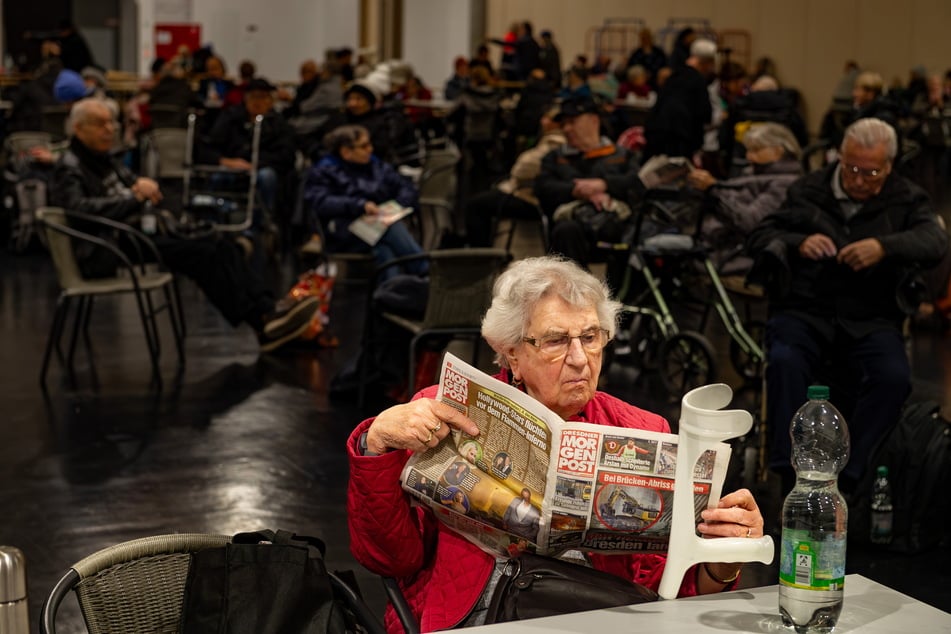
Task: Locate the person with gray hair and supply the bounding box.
[347,254,765,631]
[688,122,804,244]
[747,116,948,498]
[50,97,322,353]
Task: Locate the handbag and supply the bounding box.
[553,199,633,244]
[484,552,658,624]
[180,529,355,634]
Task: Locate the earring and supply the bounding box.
[510,373,524,389]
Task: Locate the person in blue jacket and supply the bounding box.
[304,124,427,280]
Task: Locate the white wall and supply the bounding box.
[402,0,474,94]
[139,0,359,82]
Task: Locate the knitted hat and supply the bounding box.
[345,80,381,105]
[53,69,92,103]
[80,66,107,89]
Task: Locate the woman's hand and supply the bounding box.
[365,399,480,455]
[697,488,764,539]
[364,201,380,216]
[687,169,717,191]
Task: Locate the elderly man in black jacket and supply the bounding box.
[50,98,320,352]
[747,117,948,494]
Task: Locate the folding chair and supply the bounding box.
[36,207,186,387]
[416,144,461,249]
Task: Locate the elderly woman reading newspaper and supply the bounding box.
[347,256,764,632]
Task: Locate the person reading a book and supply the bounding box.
[303,124,427,281]
[347,255,765,632]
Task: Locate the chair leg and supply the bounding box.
[131,289,162,380]
[80,295,95,354]
[65,296,88,378]
[40,296,69,387]
[171,279,187,338]
[163,285,186,367]
[143,290,163,360]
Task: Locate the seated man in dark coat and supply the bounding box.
[536,95,668,292]
[747,118,948,495]
[50,98,320,352]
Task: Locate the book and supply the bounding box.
[400,353,731,558]
[347,200,414,246]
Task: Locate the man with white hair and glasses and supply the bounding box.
[747,117,948,497]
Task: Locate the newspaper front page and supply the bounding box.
[399,353,731,558]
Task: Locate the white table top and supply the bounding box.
[466,574,951,633]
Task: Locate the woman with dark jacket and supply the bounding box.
[303,124,426,279]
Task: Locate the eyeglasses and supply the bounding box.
[522,328,610,360]
[843,163,887,180]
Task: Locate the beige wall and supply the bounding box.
[486,0,951,136]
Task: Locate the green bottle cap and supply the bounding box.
[807,385,830,400]
[877,465,889,477]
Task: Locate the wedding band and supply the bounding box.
[432,420,442,433]
[745,526,752,538]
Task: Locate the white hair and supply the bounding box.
[743,122,802,159]
[481,256,621,369]
[842,118,898,161]
[65,97,112,136]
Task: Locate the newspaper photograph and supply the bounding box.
[399,353,731,558]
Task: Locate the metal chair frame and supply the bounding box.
[36,207,186,388]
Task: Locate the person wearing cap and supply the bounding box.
[643,38,717,161]
[49,98,322,352]
[536,95,669,290]
[53,69,92,104]
[343,79,415,165]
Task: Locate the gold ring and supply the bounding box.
[432,420,442,433]
[746,526,752,538]
[423,429,434,443]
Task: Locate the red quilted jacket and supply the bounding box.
[347,383,707,633]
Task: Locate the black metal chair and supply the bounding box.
[357,248,510,406]
[36,207,186,388]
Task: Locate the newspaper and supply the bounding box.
[400,353,731,558]
[347,200,413,246]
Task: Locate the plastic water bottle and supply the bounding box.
[869,465,894,545]
[779,385,850,633]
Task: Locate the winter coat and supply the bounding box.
[200,105,296,174]
[746,162,948,339]
[304,154,417,243]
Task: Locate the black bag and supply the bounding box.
[571,203,627,244]
[484,553,658,624]
[180,529,357,634]
[850,401,951,553]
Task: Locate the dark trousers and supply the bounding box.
[765,313,911,486]
[153,235,274,329]
[464,189,541,247]
[549,219,628,297]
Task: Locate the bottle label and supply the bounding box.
[779,529,846,591]
[871,511,893,538]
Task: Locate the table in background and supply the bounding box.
[466,574,951,633]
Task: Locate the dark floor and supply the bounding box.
[1,237,949,632]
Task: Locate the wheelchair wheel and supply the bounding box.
[626,312,665,370]
[658,331,717,395]
[729,320,766,381]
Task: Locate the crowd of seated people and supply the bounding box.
[2,21,950,344]
[3,21,951,634]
